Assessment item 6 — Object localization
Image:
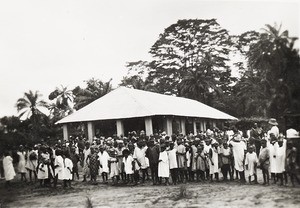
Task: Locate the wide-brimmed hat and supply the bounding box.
[268,118,278,126]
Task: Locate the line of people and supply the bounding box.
[1,118,299,188]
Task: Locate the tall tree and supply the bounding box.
[120,61,157,91]
[178,54,223,104]
[16,90,48,119]
[73,78,113,110]
[48,85,74,119]
[15,90,48,139]
[148,19,234,96]
[235,24,300,118]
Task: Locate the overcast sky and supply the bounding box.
[0,0,299,118]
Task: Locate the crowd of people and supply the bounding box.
[1,118,299,189]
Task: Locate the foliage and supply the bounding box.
[148,19,234,97]
[229,117,269,131]
[235,24,300,118]
[48,85,74,117]
[73,78,113,110]
[120,61,151,90]
[16,90,48,120]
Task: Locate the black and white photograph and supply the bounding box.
[0,0,299,207]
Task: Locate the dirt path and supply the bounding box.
[1,179,300,208]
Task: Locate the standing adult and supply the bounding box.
[133,141,148,183]
[3,151,16,187]
[268,118,279,139]
[145,139,160,185]
[250,123,263,156]
[229,129,247,183]
[82,142,91,182]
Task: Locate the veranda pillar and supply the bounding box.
[193,119,197,135]
[87,121,95,143]
[62,124,69,141]
[180,118,186,135]
[145,117,153,136]
[163,116,173,136]
[116,120,124,137]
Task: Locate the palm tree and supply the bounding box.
[48,85,74,116]
[16,90,48,139]
[73,78,113,110]
[16,90,48,119]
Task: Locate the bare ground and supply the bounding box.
[1,172,300,208]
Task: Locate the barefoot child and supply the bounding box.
[245,146,258,184]
[37,157,49,187]
[158,144,170,185]
[109,149,119,185]
[258,139,270,185]
[63,151,73,188]
[196,143,206,182]
[122,149,134,184]
[17,145,27,182]
[88,147,99,184]
[168,142,178,185]
[208,141,219,182]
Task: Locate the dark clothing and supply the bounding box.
[89,153,99,177]
[145,145,160,164]
[250,127,263,156]
[149,163,159,184]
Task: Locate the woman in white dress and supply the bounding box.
[3,151,16,187]
[17,145,27,182]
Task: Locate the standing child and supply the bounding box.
[258,139,270,185]
[176,140,186,183]
[25,146,38,182]
[122,149,134,184]
[208,141,219,182]
[158,145,170,185]
[88,147,99,184]
[98,145,110,183]
[220,142,232,181]
[54,149,64,188]
[196,143,206,182]
[116,141,125,182]
[286,140,300,186]
[37,156,49,187]
[70,147,80,180]
[3,151,16,188]
[17,145,27,182]
[245,146,258,184]
[168,142,178,185]
[63,151,73,188]
[109,149,119,185]
[186,144,193,182]
[82,142,91,182]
